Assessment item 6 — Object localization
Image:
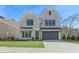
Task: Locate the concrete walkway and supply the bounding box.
[0,40,79,53]
[0,47,45,53]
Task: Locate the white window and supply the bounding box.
[27,19,33,26]
[45,20,55,26]
[21,31,31,38]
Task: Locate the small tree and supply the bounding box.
[62,13,79,40]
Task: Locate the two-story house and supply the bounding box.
[20,6,61,40]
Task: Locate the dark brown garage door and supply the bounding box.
[42,31,58,40]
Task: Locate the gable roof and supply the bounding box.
[21,9,38,19]
[45,5,55,11]
[42,6,61,20]
[27,10,34,15]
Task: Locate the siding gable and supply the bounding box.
[20,10,40,29]
[42,6,61,20]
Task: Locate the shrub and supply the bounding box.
[71,36,75,40]
[32,37,34,41]
[0,38,8,41]
[0,38,2,41]
[77,36,79,41]
[11,36,15,41]
[8,36,11,39]
[67,36,70,40]
[62,35,65,40]
[0,38,2,39]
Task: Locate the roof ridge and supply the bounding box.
[0,16,5,19]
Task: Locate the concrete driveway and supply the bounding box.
[43,40,79,53]
[0,40,79,53]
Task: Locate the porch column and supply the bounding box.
[32,29,35,39]
[39,31,42,40]
[58,32,61,40]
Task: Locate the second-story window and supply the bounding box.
[27,19,33,26]
[45,20,55,26]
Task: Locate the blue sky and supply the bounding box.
[0,5,79,22]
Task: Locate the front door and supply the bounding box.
[35,31,39,39]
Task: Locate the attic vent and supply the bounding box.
[49,11,51,15]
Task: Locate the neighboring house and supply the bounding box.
[20,6,61,40]
[0,16,20,39]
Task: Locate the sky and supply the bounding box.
[0,5,79,22]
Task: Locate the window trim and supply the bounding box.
[45,20,55,26]
[21,31,31,38]
[27,19,33,26]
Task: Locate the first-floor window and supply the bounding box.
[29,31,31,37]
[25,32,28,37]
[22,31,24,38]
[21,31,31,38]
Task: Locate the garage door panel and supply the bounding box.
[42,31,58,40]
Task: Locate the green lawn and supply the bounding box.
[71,40,79,44]
[0,41,44,48]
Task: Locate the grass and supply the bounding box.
[71,40,79,44]
[0,41,44,48]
